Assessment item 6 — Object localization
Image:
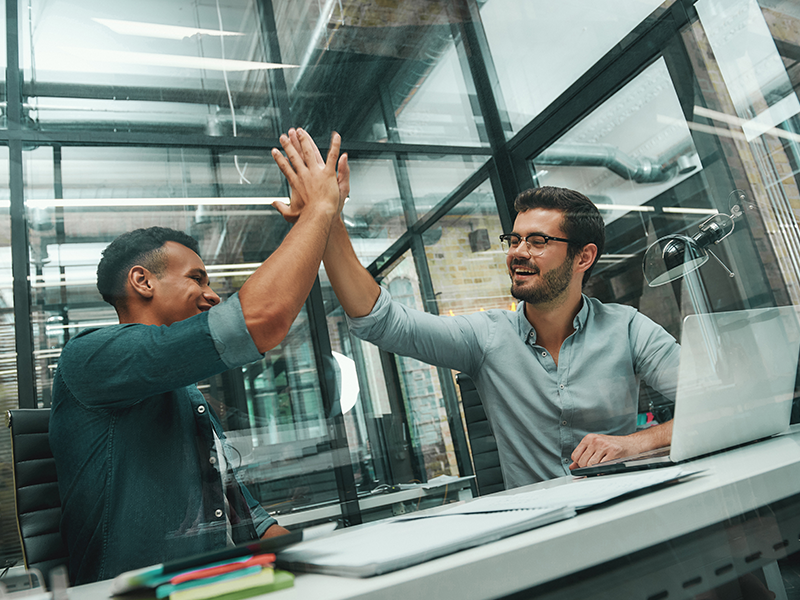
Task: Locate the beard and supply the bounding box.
[510,254,574,306]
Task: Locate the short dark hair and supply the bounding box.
[513,186,605,285]
[97,227,200,308]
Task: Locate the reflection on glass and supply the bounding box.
[273,0,485,145]
[480,0,666,134]
[424,180,513,315]
[404,156,487,216]
[532,58,701,225]
[382,254,458,481]
[25,0,285,137]
[342,155,486,265]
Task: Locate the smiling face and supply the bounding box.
[149,241,220,326]
[506,208,579,307]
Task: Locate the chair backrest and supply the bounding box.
[455,374,505,496]
[6,408,69,585]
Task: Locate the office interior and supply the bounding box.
[3,0,800,592]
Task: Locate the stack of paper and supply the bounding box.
[277,466,697,578]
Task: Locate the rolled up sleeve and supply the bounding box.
[207,293,265,369]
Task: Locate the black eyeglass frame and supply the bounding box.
[499,233,573,253]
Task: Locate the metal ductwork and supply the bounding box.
[535,142,697,184]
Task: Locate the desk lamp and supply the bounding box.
[643,190,747,287]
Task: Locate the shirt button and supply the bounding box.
[564,458,570,464]
[541,351,547,357]
[215,509,223,518]
[209,456,217,465]
[560,384,564,389]
[197,405,206,414]
[562,421,567,426]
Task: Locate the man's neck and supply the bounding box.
[523,287,583,357]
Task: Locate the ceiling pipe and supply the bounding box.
[534,142,697,184]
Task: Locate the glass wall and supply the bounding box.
[3,0,800,594]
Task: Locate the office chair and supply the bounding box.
[6,408,69,586]
[455,373,505,496]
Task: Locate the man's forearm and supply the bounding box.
[240,205,337,352]
[323,217,381,318]
[628,419,673,451]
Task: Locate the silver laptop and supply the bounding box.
[573,305,800,476]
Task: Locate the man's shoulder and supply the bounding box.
[584,296,639,318]
[59,323,142,365]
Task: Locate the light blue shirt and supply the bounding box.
[347,289,680,488]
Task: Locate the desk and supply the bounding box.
[275,477,474,528]
[70,427,800,600]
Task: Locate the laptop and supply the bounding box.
[572,305,800,476]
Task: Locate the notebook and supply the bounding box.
[275,507,575,577]
[572,305,800,476]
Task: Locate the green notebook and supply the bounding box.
[169,569,294,600]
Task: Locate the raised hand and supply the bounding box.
[271,128,344,223]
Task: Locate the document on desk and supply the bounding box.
[276,506,575,577]
[441,465,697,515]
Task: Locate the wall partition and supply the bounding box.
[3,0,800,592]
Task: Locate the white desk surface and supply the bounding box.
[70,426,800,600]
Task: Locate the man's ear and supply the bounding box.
[574,243,598,275]
[128,266,155,299]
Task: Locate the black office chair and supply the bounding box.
[455,373,505,496]
[6,408,69,586]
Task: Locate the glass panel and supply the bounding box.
[425,180,512,316]
[343,155,486,262]
[380,250,459,482]
[272,0,486,146]
[24,0,284,138]
[404,155,487,217]
[480,0,668,135]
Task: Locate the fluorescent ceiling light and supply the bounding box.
[21,197,289,209]
[594,204,654,212]
[662,207,719,215]
[63,47,297,72]
[93,18,245,40]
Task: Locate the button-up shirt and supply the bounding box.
[50,294,275,584]
[347,289,680,489]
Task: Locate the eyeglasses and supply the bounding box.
[499,233,572,256]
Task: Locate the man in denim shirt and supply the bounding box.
[50,129,346,584]
[272,141,680,489]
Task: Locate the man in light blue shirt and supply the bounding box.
[272,134,678,488]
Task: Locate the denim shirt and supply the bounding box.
[50,294,276,584]
[347,289,681,489]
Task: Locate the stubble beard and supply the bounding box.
[510,255,575,307]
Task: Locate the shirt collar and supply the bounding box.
[573,294,590,331]
[516,294,590,342]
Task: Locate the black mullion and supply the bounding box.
[7,0,36,409]
[450,0,524,229]
[0,128,491,158]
